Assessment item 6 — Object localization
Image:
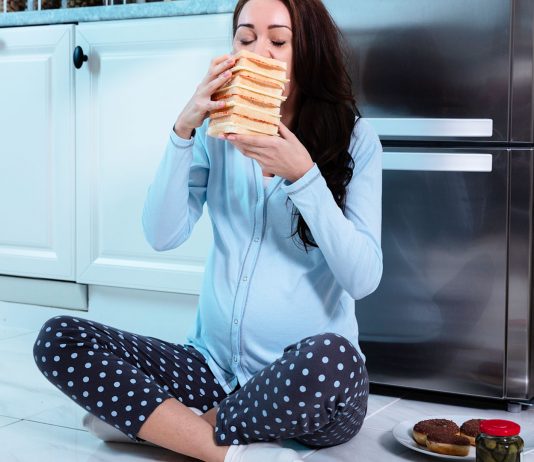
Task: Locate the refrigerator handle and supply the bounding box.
[367,118,493,138]
[383,152,493,172]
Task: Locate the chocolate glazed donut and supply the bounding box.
[413,419,460,446]
[426,430,471,456]
[460,419,483,446]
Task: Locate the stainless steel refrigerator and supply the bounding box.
[324,0,534,405]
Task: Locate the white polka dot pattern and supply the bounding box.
[34,319,368,448]
[33,316,226,442]
[215,332,368,448]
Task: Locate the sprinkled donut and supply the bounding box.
[426,430,471,456]
[460,419,483,446]
[413,419,460,446]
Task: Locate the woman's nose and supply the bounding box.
[251,39,274,59]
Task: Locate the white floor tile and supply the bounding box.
[0,331,83,423]
[305,425,430,462]
[0,325,34,341]
[0,301,77,332]
[0,420,198,462]
[0,330,38,354]
[0,416,20,428]
[0,331,85,431]
[365,394,403,420]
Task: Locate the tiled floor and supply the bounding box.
[1,302,533,461]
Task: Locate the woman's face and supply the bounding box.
[233,0,294,98]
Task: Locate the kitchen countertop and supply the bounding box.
[0,0,235,28]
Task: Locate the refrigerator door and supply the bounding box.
[355,148,508,398]
[507,149,534,400]
[511,0,534,143]
[324,0,511,142]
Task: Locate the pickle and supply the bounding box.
[484,439,497,450]
[492,448,505,462]
[476,445,498,462]
[495,443,507,462]
[502,453,519,462]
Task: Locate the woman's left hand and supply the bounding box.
[221,122,315,183]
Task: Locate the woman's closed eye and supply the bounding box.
[239,39,287,47]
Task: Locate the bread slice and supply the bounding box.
[207,122,267,137]
[211,100,281,125]
[213,84,285,107]
[231,49,288,82]
[229,71,285,97]
[233,49,287,71]
[229,64,288,83]
[210,104,280,126]
[214,94,281,116]
[208,113,279,136]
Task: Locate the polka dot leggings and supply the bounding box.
[33,315,369,448]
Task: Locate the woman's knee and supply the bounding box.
[285,332,367,393]
[289,332,363,367]
[33,315,80,368]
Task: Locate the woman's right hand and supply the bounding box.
[173,54,235,139]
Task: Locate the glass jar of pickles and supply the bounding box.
[476,419,523,462]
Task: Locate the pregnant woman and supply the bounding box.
[33,0,383,461]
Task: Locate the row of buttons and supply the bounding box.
[241,237,261,282]
[232,233,262,367]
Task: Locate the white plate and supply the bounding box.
[392,415,477,460]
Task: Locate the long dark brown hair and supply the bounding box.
[233,0,360,251]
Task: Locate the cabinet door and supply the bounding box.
[75,15,232,294]
[0,25,76,280]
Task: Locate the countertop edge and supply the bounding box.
[0,0,237,27]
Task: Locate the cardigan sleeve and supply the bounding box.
[280,119,383,300]
[142,122,210,251]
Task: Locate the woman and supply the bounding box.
[33,0,382,461]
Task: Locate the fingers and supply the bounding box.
[228,141,270,163]
[211,56,235,79]
[236,146,262,162]
[205,69,233,94]
[278,122,295,140]
[225,133,274,147]
[212,53,233,67]
[207,100,227,112]
[200,55,235,89]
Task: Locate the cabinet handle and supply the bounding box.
[73,46,88,69]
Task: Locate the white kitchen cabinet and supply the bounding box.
[75,15,233,294]
[0,24,76,280]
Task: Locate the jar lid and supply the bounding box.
[480,419,521,437]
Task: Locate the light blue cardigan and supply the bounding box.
[142,118,383,393]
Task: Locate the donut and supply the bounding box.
[412,419,460,446]
[460,419,483,446]
[426,430,470,456]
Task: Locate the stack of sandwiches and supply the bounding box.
[207,49,289,137]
